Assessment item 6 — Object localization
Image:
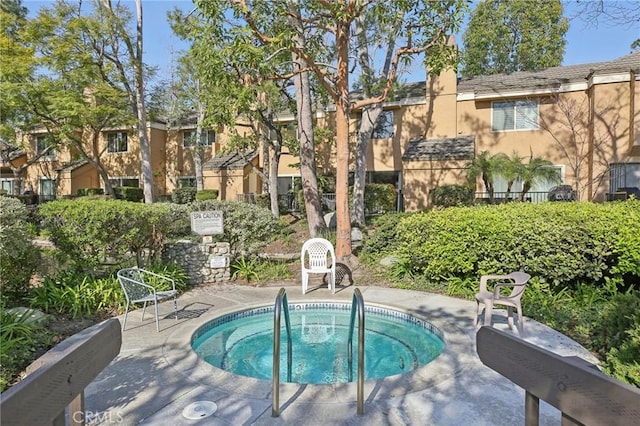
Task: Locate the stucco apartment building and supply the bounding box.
[2,51,639,210]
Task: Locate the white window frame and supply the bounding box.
[491,100,539,132]
[183,130,216,148]
[107,132,128,153]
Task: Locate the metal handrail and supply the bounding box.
[272,288,292,417]
[347,288,365,415]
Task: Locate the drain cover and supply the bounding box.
[182,401,218,420]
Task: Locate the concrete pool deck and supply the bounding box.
[85,283,598,425]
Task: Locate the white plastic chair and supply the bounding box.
[117,267,178,332]
[300,238,336,294]
[474,271,531,334]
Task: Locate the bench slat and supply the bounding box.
[477,326,640,426]
[1,318,121,426]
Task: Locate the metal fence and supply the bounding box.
[238,192,389,215]
[474,191,549,204]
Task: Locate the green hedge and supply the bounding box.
[195,189,219,201]
[166,200,286,254]
[430,184,474,208]
[360,183,396,214]
[366,201,640,289]
[113,186,143,202]
[77,188,104,196]
[171,187,197,204]
[0,197,41,303]
[39,199,171,270]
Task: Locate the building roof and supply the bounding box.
[350,81,427,104]
[458,51,640,96]
[203,151,258,170]
[403,135,475,161]
[54,159,90,172]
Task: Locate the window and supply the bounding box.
[494,165,563,193]
[492,100,539,131]
[183,130,215,148]
[107,132,128,153]
[178,177,196,188]
[109,177,139,188]
[40,178,56,201]
[36,135,56,160]
[277,176,301,194]
[1,179,15,195]
[372,110,394,139]
[530,165,563,192]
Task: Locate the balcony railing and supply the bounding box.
[474,191,548,204]
[237,192,392,215]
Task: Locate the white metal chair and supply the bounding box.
[300,238,336,294]
[117,267,178,332]
[474,271,531,334]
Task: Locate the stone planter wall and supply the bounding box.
[162,240,231,285]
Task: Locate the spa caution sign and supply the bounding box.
[191,211,223,235]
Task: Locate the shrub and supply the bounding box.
[0,307,48,392]
[161,203,192,238]
[39,199,171,270]
[231,256,260,282]
[255,193,271,209]
[187,200,287,254]
[362,183,396,214]
[142,261,189,293]
[77,188,104,196]
[377,201,639,290]
[430,184,474,208]
[113,186,143,202]
[596,291,640,387]
[0,196,41,303]
[596,292,640,353]
[196,189,219,201]
[29,271,120,317]
[172,187,197,204]
[361,213,413,259]
[15,193,39,205]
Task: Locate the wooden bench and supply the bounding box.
[0,318,121,426]
[476,326,640,425]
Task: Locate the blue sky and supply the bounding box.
[24,0,639,84]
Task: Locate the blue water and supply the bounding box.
[192,305,445,384]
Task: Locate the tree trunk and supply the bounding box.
[269,144,280,218]
[351,12,396,228]
[195,92,205,191]
[262,135,270,195]
[134,0,153,203]
[334,19,352,261]
[351,104,382,227]
[91,132,115,196]
[287,0,325,236]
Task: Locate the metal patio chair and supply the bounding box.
[474,271,531,334]
[117,267,178,332]
[300,238,336,294]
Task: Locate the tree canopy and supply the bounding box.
[461,0,568,76]
[194,0,467,260]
